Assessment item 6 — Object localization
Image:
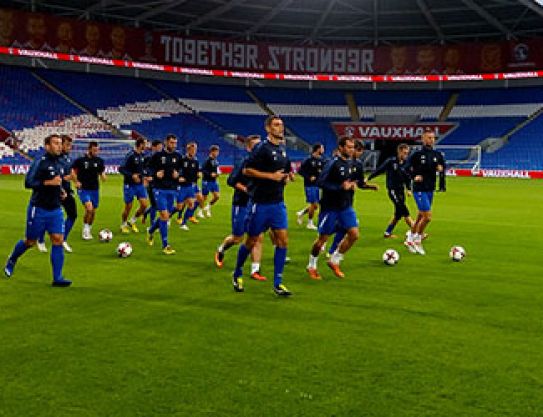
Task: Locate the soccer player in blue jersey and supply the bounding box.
[296,143,325,230]
[200,145,221,218]
[142,140,163,225]
[306,136,361,280]
[119,138,148,234]
[36,134,78,253]
[176,142,201,231]
[232,116,293,296]
[4,134,72,287]
[214,135,266,281]
[72,141,106,240]
[146,134,182,255]
[367,143,414,238]
[404,130,446,255]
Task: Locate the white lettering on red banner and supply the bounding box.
[331,123,457,140]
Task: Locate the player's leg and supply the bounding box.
[269,203,291,296]
[307,233,329,280]
[121,200,133,234]
[249,234,266,281]
[327,208,359,278]
[215,205,246,267]
[49,231,70,286]
[37,229,48,253]
[328,228,346,257]
[129,194,147,233]
[4,205,41,277]
[82,201,95,240]
[206,189,219,217]
[180,197,195,229]
[62,193,77,253]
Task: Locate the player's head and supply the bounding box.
[88,141,100,157]
[397,143,410,161]
[245,135,261,152]
[151,139,163,152]
[354,140,365,159]
[312,143,324,157]
[44,134,62,156]
[265,115,284,142]
[186,141,197,157]
[422,129,436,147]
[209,145,220,158]
[165,134,177,152]
[135,138,146,152]
[61,135,73,153]
[338,136,355,159]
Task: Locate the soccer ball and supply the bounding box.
[382,249,400,266]
[99,229,113,242]
[449,246,466,262]
[117,242,133,258]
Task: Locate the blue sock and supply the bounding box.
[159,219,168,248]
[234,244,250,278]
[329,230,346,254]
[183,207,195,225]
[64,218,75,240]
[149,218,160,234]
[274,247,287,287]
[149,207,157,223]
[385,223,395,235]
[51,244,64,281]
[38,230,46,244]
[9,240,28,263]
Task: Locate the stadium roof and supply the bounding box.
[5,0,543,44]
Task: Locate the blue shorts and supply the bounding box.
[246,202,288,237]
[123,183,148,204]
[177,185,195,203]
[78,189,99,208]
[193,184,201,194]
[318,207,359,236]
[305,186,320,204]
[26,205,65,240]
[231,205,248,237]
[414,191,434,212]
[202,181,219,196]
[154,189,177,212]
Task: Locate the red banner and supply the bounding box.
[2,7,543,76]
[331,123,458,141]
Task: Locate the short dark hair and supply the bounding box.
[151,140,162,147]
[354,140,365,151]
[397,143,409,152]
[312,143,323,153]
[61,135,72,144]
[88,141,99,149]
[338,136,354,148]
[186,141,197,148]
[44,134,60,146]
[265,115,282,128]
[246,135,261,142]
[209,145,220,153]
[165,134,177,141]
[135,138,146,148]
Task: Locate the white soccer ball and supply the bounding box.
[449,246,466,262]
[383,249,400,266]
[99,229,113,242]
[117,242,133,258]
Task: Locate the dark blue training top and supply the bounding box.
[25,152,66,210]
[180,155,200,185]
[227,154,251,207]
[72,155,105,190]
[299,155,326,187]
[318,156,354,211]
[119,149,146,185]
[244,139,291,204]
[405,146,446,192]
[148,149,183,190]
[60,152,74,193]
[367,156,411,191]
[201,157,219,182]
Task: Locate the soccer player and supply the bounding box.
[142,140,163,225]
[306,136,361,280]
[215,135,266,281]
[72,141,106,240]
[404,130,446,255]
[199,145,221,218]
[36,134,78,253]
[146,134,182,255]
[4,134,72,287]
[232,115,293,296]
[296,143,325,230]
[119,138,148,234]
[367,143,413,238]
[176,142,200,231]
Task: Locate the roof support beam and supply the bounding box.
[135,0,190,22]
[246,0,293,35]
[310,0,337,40]
[416,0,445,42]
[373,0,378,45]
[461,0,512,38]
[186,0,247,30]
[517,0,543,18]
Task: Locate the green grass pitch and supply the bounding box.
[1,174,542,417]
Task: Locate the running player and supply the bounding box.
[199,145,220,218]
[404,130,446,255]
[232,115,293,296]
[119,138,148,234]
[142,140,163,225]
[4,134,72,286]
[296,143,325,230]
[146,134,182,255]
[215,135,266,281]
[306,136,361,280]
[177,142,200,231]
[72,141,106,240]
[367,143,413,238]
